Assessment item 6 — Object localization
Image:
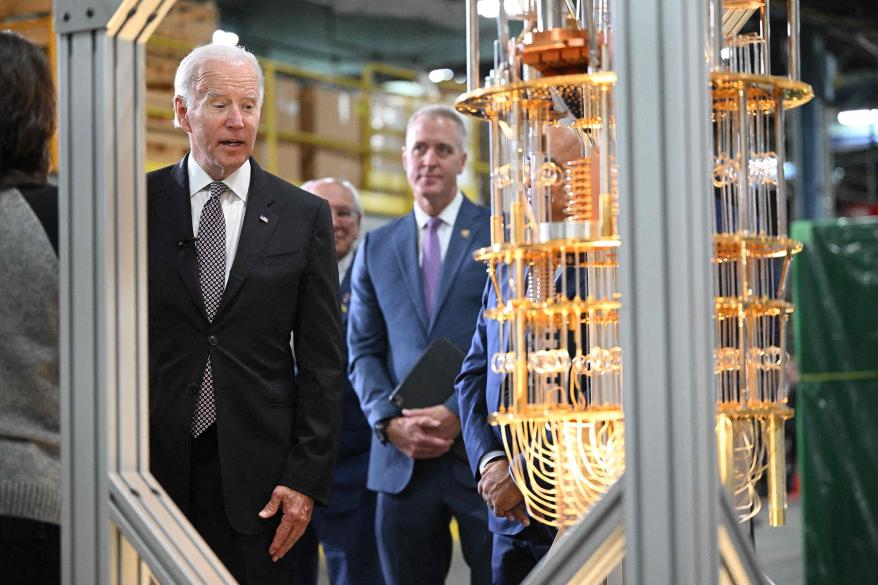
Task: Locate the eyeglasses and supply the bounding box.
[332,207,359,220]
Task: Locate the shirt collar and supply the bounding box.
[188,157,251,203]
[413,191,464,230]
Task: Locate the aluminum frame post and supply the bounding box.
[614,0,719,582]
[57,0,237,582]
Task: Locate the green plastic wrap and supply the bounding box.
[791,218,878,376]
[791,217,878,585]
[798,380,878,585]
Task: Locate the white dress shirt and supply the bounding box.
[413,191,464,266]
[188,159,250,286]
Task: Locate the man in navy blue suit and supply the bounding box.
[455,126,585,584]
[291,178,384,585]
[348,105,493,585]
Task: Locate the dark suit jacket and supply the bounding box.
[147,156,344,535]
[323,257,372,513]
[347,195,491,494]
[456,266,586,536]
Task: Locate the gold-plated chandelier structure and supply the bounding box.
[457,0,624,529]
[708,0,812,526]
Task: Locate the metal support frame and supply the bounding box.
[56,0,777,582]
[522,482,625,585]
[615,0,719,581]
[511,0,771,579]
[57,0,236,582]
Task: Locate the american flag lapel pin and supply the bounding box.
[260,214,269,224]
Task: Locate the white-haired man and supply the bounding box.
[147,44,343,584]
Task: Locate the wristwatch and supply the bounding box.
[374,418,392,445]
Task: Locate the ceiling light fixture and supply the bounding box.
[428,68,454,83]
[212,30,239,46]
[477,0,525,19]
[837,109,878,128]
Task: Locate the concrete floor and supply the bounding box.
[755,497,804,585]
[315,499,803,584]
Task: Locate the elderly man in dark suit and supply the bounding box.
[348,105,492,585]
[456,126,587,584]
[147,44,343,585]
[291,177,384,585]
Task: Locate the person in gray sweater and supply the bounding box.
[0,31,61,584]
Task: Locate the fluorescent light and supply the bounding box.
[428,68,454,83]
[383,80,426,97]
[478,0,524,18]
[837,109,878,128]
[212,30,239,46]
[478,0,500,18]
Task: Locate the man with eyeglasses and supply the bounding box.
[291,178,384,585]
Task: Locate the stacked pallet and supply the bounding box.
[0,0,51,21]
[145,0,219,170]
[254,74,303,184]
[300,84,362,186]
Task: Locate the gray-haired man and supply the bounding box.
[147,44,343,584]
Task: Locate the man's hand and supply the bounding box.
[478,459,529,526]
[401,405,461,441]
[258,486,314,561]
[386,414,453,459]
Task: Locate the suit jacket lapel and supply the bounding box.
[216,159,278,318]
[339,253,353,330]
[393,214,429,331]
[430,196,485,331]
[165,155,209,320]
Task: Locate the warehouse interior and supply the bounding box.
[3,0,877,583]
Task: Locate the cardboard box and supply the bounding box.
[2,15,51,46]
[0,0,51,20]
[274,75,301,133]
[254,138,302,185]
[301,85,361,143]
[146,86,176,119]
[305,150,361,187]
[146,129,190,169]
[153,0,219,45]
[146,47,182,89]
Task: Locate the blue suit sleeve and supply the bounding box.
[347,233,402,427]
[455,279,504,479]
[443,384,461,418]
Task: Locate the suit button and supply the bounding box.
[207,335,218,346]
[187,383,198,394]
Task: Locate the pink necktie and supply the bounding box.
[422,217,442,319]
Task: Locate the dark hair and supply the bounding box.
[0,31,55,182]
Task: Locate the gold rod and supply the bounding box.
[767,414,787,526]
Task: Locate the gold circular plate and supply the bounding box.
[723,0,764,8]
[455,72,618,120]
[716,401,794,419]
[714,296,794,318]
[489,404,624,425]
[473,238,621,263]
[714,233,803,260]
[484,298,621,324]
[710,72,814,112]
